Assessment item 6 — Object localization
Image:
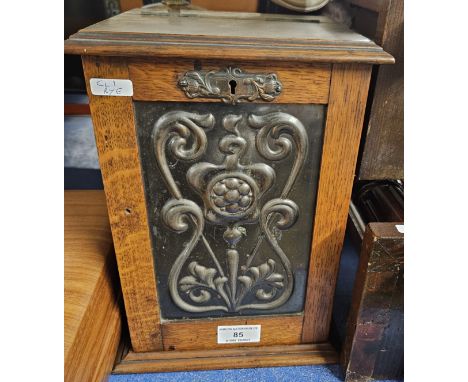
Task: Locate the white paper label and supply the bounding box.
[395,224,404,233]
[90,78,133,96]
[217,325,261,344]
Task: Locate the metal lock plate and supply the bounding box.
[178,67,283,104]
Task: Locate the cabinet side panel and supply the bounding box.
[82,56,163,352]
[302,63,372,343]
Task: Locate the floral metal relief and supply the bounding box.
[178,67,283,105]
[152,110,308,313]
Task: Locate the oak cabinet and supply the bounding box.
[65,3,392,372]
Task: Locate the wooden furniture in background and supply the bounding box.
[65,5,392,372]
[341,222,404,382]
[348,180,403,242]
[64,103,90,115]
[64,190,122,382]
[192,0,259,12]
[347,0,404,180]
[118,0,258,13]
[119,0,143,13]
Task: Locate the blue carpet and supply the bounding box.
[110,365,400,382]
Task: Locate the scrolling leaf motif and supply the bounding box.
[153,110,308,313]
[238,259,284,300]
[152,111,215,199]
[237,198,298,310]
[178,67,283,105]
[248,112,308,198]
[244,112,308,270]
[162,199,229,312]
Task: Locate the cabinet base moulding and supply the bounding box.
[113,343,338,374]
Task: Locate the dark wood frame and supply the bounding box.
[347,0,404,180]
[341,222,404,381]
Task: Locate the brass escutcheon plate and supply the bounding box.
[178,67,282,105]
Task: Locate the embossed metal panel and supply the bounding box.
[135,102,325,319]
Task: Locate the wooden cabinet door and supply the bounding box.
[82,56,372,352]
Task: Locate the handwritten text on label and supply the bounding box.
[90,78,133,97]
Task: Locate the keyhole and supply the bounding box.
[229,80,237,95]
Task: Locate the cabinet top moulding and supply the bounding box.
[64,7,394,64]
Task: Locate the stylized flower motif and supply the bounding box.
[211,177,253,213]
[186,114,275,225]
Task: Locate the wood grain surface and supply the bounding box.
[119,0,143,13]
[114,343,338,373]
[302,64,372,343]
[64,190,122,382]
[75,26,383,352]
[82,56,163,352]
[64,8,394,64]
[65,38,394,65]
[192,0,258,12]
[64,103,90,115]
[161,314,304,351]
[348,0,387,13]
[341,222,404,382]
[358,0,404,180]
[129,59,331,104]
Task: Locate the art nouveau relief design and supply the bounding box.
[152,110,308,313]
